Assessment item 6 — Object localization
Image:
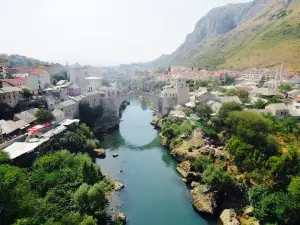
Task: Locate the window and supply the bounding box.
[281,112,283,115]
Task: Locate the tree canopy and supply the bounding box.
[35,109,54,123]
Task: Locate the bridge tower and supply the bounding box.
[173,74,189,105]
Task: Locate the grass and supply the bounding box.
[194,121,217,137]
[183,1,300,71]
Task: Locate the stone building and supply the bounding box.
[0,87,23,107]
[55,100,78,119]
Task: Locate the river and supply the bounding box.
[97,98,217,225]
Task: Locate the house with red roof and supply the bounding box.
[1,78,26,88]
[26,69,51,91]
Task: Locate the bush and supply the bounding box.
[35,109,54,123]
[202,164,237,192]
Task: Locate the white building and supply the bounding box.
[26,69,51,91]
[83,91,101,108]
[85,77,103,92]
[44,85,70,110]
[0,87,23,107]
[55,100,78,119]
[52,109,65,122]
[265,103,289,119]
[289,96,300,117]
[99,86,117,97]
[287,90,300,99]
[194,90,215,103]
[68,63,89,93]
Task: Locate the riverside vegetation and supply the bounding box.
[155,101,300,225]
[0,123,123,225]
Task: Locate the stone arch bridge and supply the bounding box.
[100,92,164,118]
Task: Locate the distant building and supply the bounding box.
[1,78,26,87]
[55,100,78,119]
[287,90,300,99]
[26,69,51,91]
[265,103,289,119]
[0,87,23,107]
[68,63,88,93]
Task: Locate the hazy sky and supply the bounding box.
[0,0,249,66]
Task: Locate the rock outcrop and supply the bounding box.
[220,209,240,225]
[176,161,191,178]
[94,149,106,158]
[116,212,127,224]
[113,181,125,191]
[191,184,217,215]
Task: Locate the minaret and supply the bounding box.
[274,68,279,94]
[280,62,284,84]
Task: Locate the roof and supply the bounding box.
[195,90,211,97]
[30,69,50,76]
[83,91,100,97]
[249,109,269,114]
[1,78,26,86]
[218,96,242,104]
[52,109,64,117]
[0,86,22,93]
[287,90,300,94]
[56,100,77,108]
[59,119,80,126]
[56,80,67,86]
[0,119,29,134]
[266,103,289,111]
[14,108,38,123]
[71,95,85,102]
[3,139,48,159]
[289,76,300,84]
[251,87,276,96]
[40,125,67,138]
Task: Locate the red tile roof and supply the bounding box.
[30,69,50,76]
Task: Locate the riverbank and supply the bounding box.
[150,114,258,225]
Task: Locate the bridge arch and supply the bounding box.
[116,93,164,118]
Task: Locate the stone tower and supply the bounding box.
[173,74,189,105]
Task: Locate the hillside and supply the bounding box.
[149,0,300,71]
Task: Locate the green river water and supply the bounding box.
[97,98,217,225]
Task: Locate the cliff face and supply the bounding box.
[148,0,300,71]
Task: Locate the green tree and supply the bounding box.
[218,101,242,120]
[288,177,300,201]
[279,84,293,93]
[224,88,237,96]
[22,88,33,99]
[35,109,54,123]
[0,151,11,164]
[195,103,213,122]
[252,99,268,109]
[59,131,84,152]
[202,164,237,193]
[236,90,249,103]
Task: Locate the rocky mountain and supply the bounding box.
[148,0,300,71]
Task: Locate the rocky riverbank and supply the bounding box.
[151,115,259,225]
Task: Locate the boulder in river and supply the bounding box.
[113,181,125,191]
[220,209,240,225]
[116,212,126,224]
[94,149,106,158]
[191,184,217,215]
[113,153,119,157]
